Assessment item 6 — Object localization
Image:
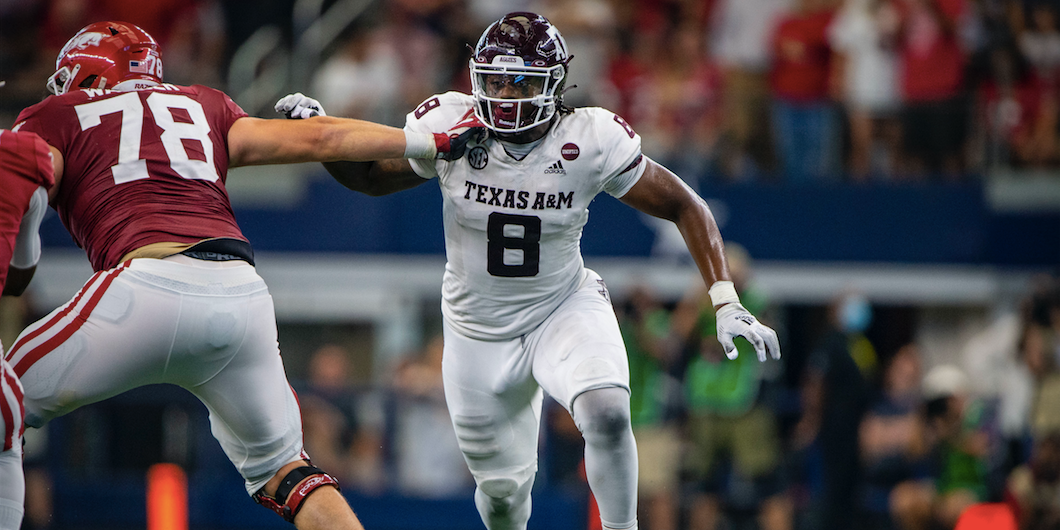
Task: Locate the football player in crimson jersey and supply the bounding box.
[0,129,55,530]
[279,12,781,530]
[3,21,468,530]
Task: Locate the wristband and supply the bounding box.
[708,280,740,308]
[403,130,437,159]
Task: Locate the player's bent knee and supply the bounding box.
[479,477,520,498]
[476,474,534,519]
[252,465,339,523]
[573,387,632,443]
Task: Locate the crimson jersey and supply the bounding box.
[14,84,248,271]
[0,130,54,291]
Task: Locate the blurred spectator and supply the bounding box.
[390,334,473,498]
[977,42,1059,168]
[893,0,971,179]
[793,290,872,530]
[608,12,725,181]
[962,295,1033,480]
[312,23,405,125]
[298,343,385,493]
[829,0,903,180]
[532,0,616,108]
[1019,277,1060,438]
[385,0,470,112]
[710,0,792,180]
[672,244,792,530]
[857,343,934,530]
[149,1,226,88]
[1018,2,1060,88]
[769,0,842,183]
[648,23,724,181]
[601,5,666,132]
[1006,432,1060,530]
[921,364,995,529]
[618,284,683,530]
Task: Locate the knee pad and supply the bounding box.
[252,465,339,523]
[479,477,520,499]
[475,473,535,522]
[573,388,632,441]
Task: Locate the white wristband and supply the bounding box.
[403,130,437,159]
[708,280,740,308]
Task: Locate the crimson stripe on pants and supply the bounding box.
[6,269,105,359]
[12,263,128,377]
[9,368,24,444]
[0,369,19,451]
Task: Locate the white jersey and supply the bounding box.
[406,92,646,340]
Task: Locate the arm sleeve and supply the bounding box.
[10,186,48,269]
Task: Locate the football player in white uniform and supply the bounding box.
[278,11,780,530]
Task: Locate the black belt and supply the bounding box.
[180,238,255,266]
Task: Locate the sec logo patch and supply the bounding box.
[468,146,489,170]
[561,143,580,161]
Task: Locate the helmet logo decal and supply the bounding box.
[561,143,580,161]
[57,31,106,65]
[468,146,489,170]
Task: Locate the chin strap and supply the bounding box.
[253,465,340,523]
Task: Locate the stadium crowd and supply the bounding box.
[2,0,1060,182]
[0,1,1058,530]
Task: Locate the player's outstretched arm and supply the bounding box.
[619,158,781,361]
[227,116,412,167]
[269,92,453,196]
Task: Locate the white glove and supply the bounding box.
[274,92,326,119]
[715,303,781,362]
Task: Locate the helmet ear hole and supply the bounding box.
[78,75,98,89]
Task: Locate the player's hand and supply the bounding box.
[715,303,781,362]
[274,93,326,119]
[435,114,486,161]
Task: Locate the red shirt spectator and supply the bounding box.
[770,8,837,102]
[896,0,967,102]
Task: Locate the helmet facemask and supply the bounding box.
[471,57,565,133]
[469,12,571,134]
[47,64,81,96]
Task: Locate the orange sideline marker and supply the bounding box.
[147,463,188,530]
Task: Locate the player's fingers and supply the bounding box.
[744,330,767,362]
[277,93,308,113]
[274,94,295,113]
[720,333,737,360]
[765,326,782,360]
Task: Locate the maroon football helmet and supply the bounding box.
[47,21,163,96]
[470,12,571,133]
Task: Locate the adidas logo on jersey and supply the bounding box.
[544,160,566,175]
